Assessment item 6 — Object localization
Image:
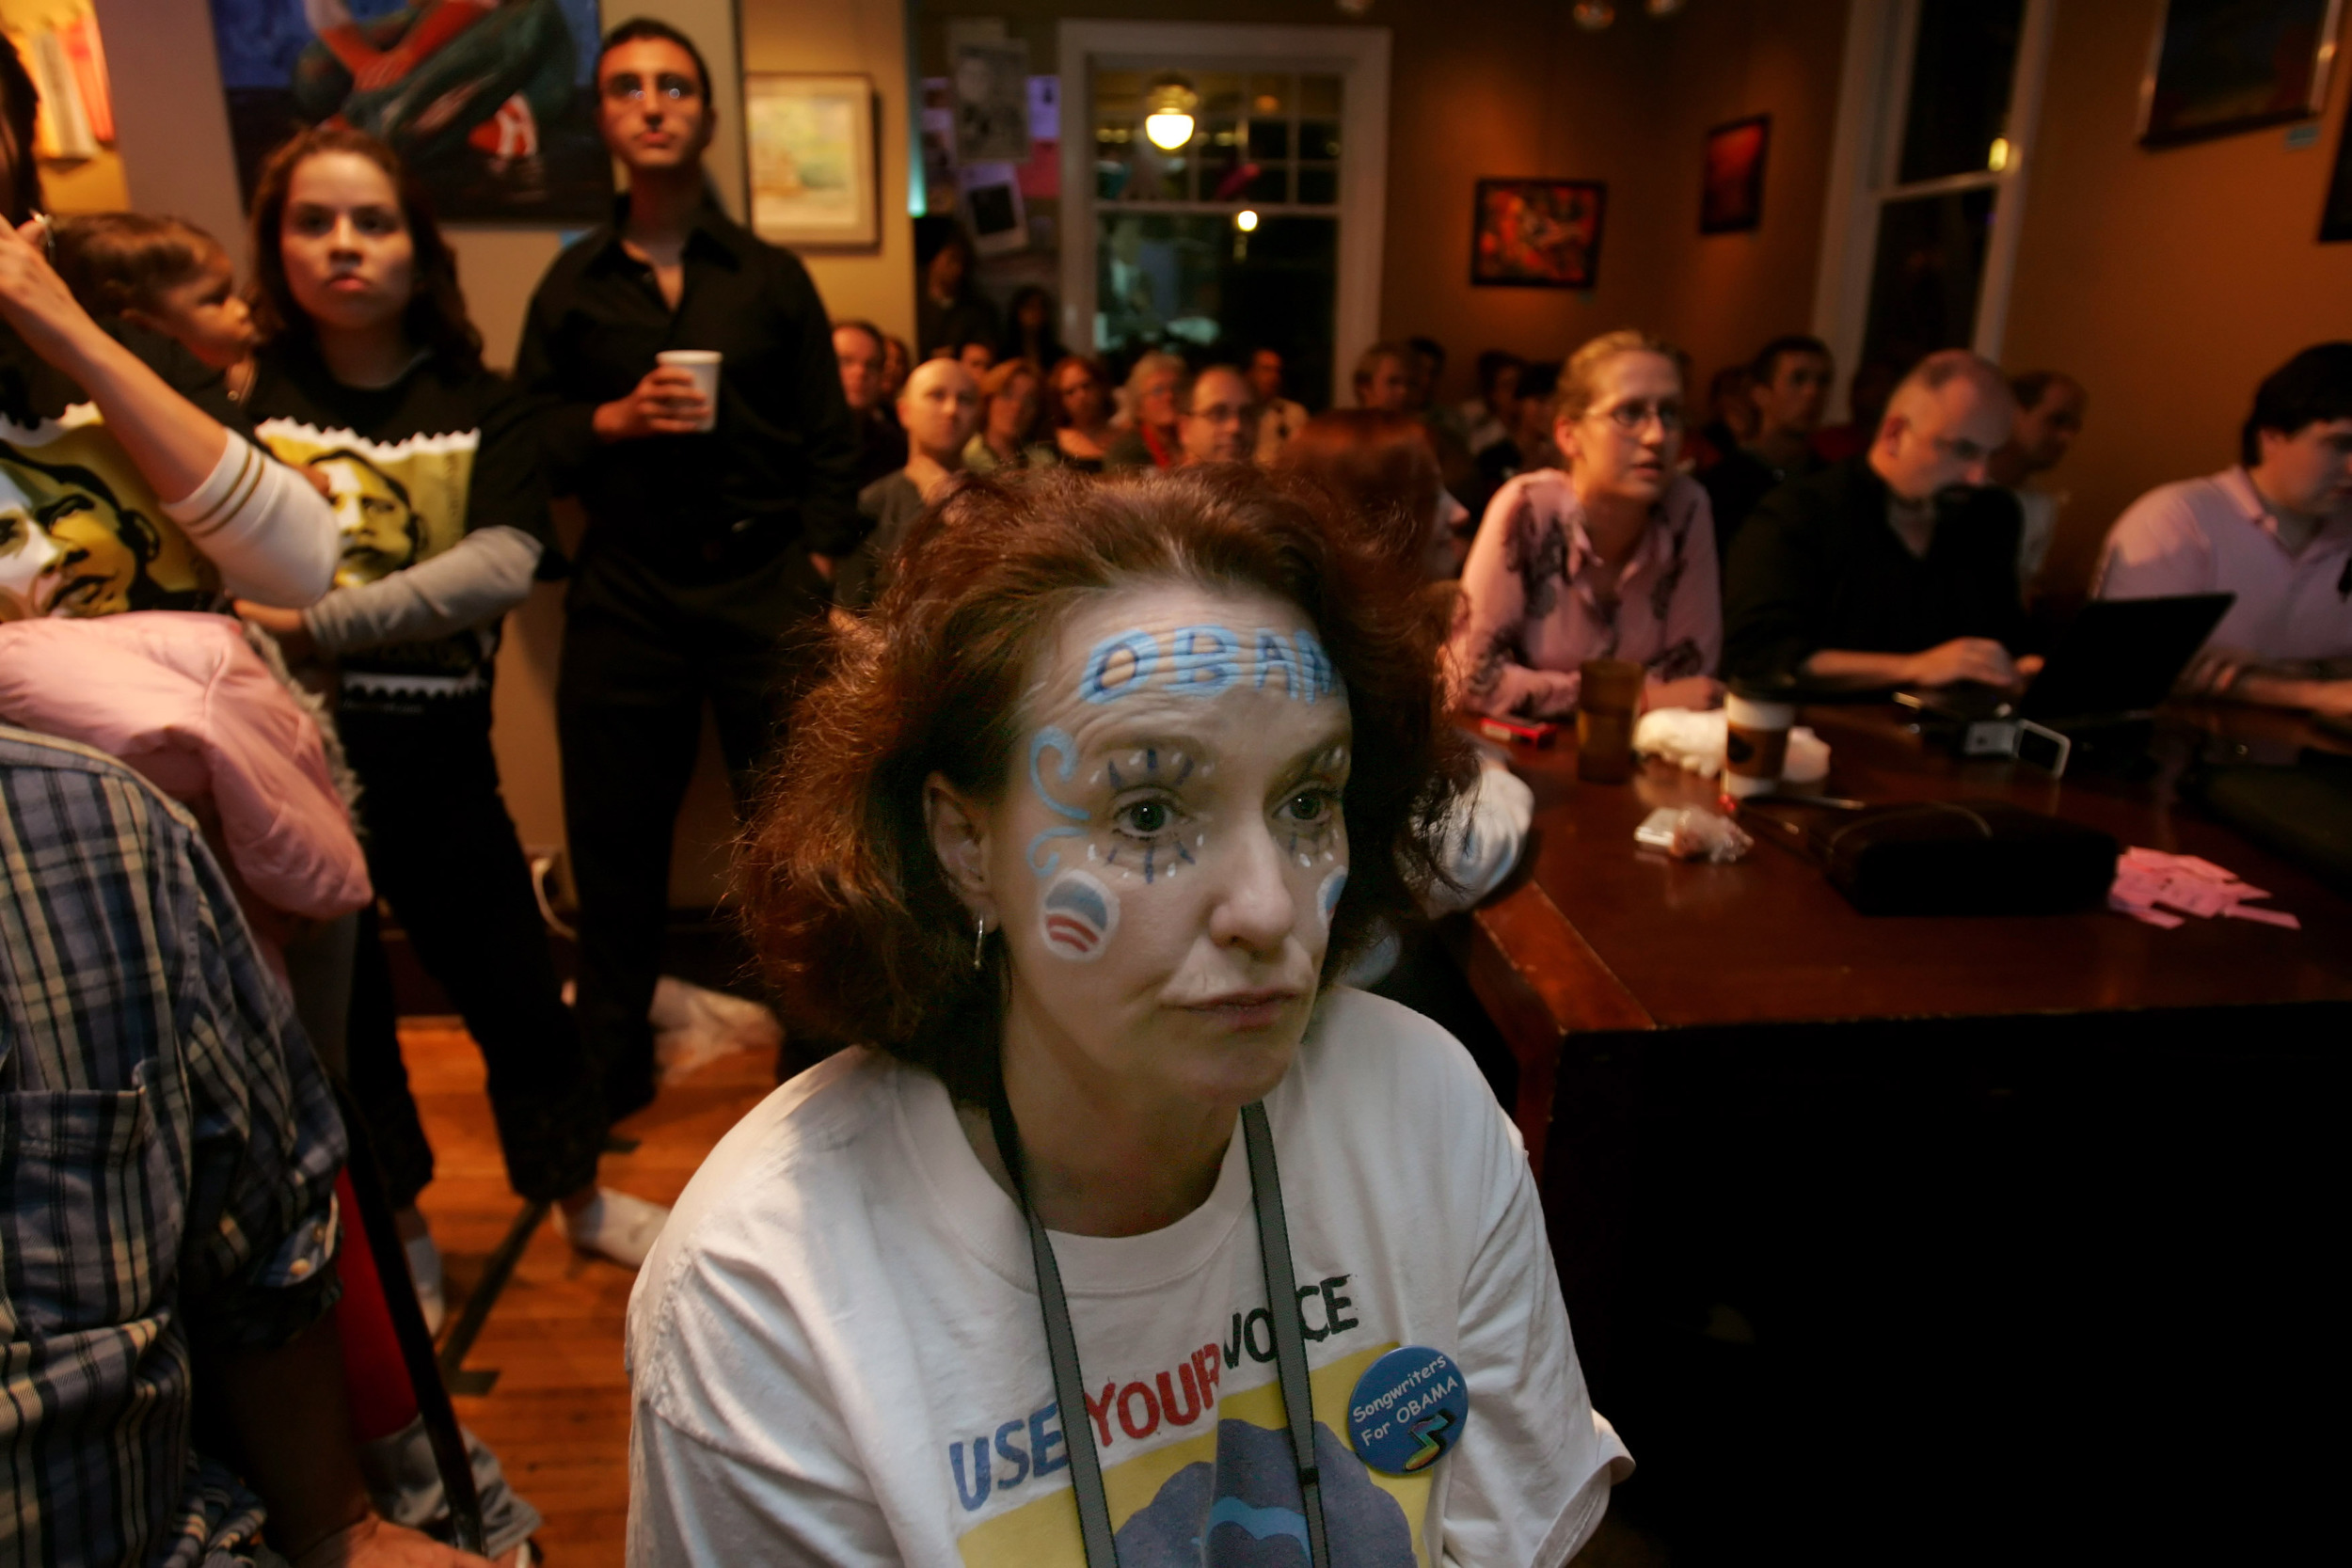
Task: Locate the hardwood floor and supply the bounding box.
[400,1021,777,1568]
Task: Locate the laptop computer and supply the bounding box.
[1900,592,2237,727]
[1894,593,2235,772]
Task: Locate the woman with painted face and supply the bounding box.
[628,467,1630,1563]
[236,126,668,1322]
[1448,329,1724,721]
[0,40,335,623]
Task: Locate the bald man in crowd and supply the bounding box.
[834,357,979,610]
[1176,364,1257,465]
[1724,349,2037,690]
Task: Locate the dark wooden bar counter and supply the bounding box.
[1446,705,2349,1551]
[1459,704,2352,1172]
[1448,705,2352,1409]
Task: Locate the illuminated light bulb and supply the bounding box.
[1645,0,1685,14]
[1987,136,2012,172]
[1573,1,1616,28]
[1143,73,1200,152]
[1235,209,1261,232]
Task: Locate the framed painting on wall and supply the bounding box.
[745,72,879,250]
[1700,115,1771,234]
[204,0,612,222]
[1471,179,1606,289]
[2138,0,2345,148]
[2323,106,2352,240]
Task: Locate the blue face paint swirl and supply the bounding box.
[1028,728,1088,820]
[1026,727,1089,876]
[1028,827,1085,878]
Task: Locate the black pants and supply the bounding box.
[342,699,605,1209]
[557,543,822,1120]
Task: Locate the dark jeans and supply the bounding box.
[342,699,605,1209]
[558,544,821,1120]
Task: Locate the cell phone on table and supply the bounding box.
[1478,716,1559,747]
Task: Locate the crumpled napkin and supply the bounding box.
[1633,707,1830,784]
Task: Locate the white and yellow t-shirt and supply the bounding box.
[626,988,1631,1566]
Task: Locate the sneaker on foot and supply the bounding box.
[558,1189,670,1269]
[405,1231,447,1337]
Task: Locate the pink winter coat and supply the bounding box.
[0,612,371,968]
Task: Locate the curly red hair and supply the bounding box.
[739,465,1473,1101]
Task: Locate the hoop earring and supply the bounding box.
[974,914,989,973]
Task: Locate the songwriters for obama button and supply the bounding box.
[1346,1346,1470,1475]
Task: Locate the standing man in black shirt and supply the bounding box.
[1724,349,2036,691]
[517,17,860,1119]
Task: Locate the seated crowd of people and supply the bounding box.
[857,293,2348,727]
[4,10,2347,1568]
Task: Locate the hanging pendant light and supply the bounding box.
[1144,73,1200,151]
[1572,1,1616,29]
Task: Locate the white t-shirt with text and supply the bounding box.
[626,988,1630,1566]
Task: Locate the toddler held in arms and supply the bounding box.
[53,212,260,401]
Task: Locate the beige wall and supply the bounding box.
[739,0,916,341]
[1376,2,1677,397]
[1640,0,1849,395]
[2004,0,2352,597]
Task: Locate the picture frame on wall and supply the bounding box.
[745,72,879,250]
[960,162,1029,256]
[2322,104,2352,240]
[2138,0,2345,148]
[1700,115,1771,234]
[1470,179,1606,289]
[204,0,612,222]
[952,40,1033,166]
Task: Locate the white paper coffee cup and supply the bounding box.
[656,349,722,432]
[1723,691,1796,796]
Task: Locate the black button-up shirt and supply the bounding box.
[1723,456,2028,687]
[515,196,862,569]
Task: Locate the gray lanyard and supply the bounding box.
[986,1083,1332,1568]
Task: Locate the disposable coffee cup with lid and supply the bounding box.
[656,349,722,432]
[1723,689,1796,799]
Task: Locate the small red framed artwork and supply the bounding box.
[1470,179,1607,289]
[1700,114,1771,235]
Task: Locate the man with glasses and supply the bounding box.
[516,16,860,1123]
[1175,363,1256,466]
[2094,342,2352,717]
[1724,348,2034,691]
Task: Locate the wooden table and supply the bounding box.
[1458,704,2352,1167]
[1448,704,2352,1399]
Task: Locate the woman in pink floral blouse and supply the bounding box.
[1448,329,1724,718]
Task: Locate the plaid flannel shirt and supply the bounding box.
[0,725,346,1568]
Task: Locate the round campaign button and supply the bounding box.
[1347,1346,1470,1475]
